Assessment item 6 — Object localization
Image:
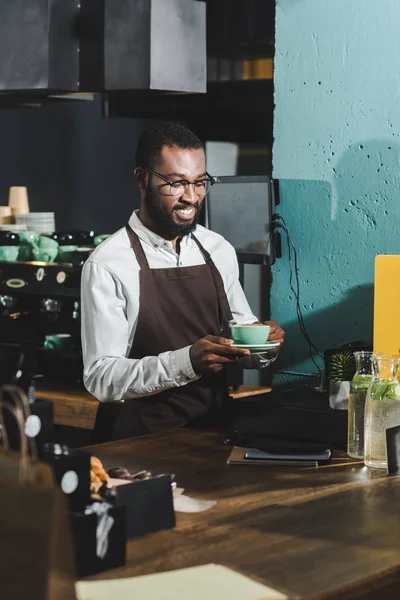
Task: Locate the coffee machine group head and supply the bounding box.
[0,260,84,386]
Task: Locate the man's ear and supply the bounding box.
[134,167,148,190]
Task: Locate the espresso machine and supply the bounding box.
[0,258,86,386]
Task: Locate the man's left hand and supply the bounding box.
[265,320,285,356]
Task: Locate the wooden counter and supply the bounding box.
[36,384,98,430]
[86,429,400,600]
[36,384,271,430]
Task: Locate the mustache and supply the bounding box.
[174,201,200,211]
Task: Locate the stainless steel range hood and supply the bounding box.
[0,0,79,92]
[0,0,206,97]
[80,0,206,93]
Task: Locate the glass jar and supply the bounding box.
[347,351,372,459]
[364,355,400,469]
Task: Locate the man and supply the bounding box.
[81,123,284,439]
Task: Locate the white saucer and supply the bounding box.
[232,342,280,349]
[232,342,280,354]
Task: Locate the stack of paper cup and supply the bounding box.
[0,206,13,224]
[8,186,30,216]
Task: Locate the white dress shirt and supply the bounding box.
[81,210,266,403]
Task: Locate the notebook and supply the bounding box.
[227,446,323,467]
[245,447,331,462]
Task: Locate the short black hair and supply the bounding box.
[135,122,204,169]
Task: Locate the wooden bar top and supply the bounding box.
[86,429,400,600]
[36,384,98,430]
[36,384,271,430]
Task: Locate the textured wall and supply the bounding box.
[272,0,400,382]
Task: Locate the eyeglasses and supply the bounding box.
[146,168,216,197]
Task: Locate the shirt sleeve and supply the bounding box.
[223,241,258,325]
[81,260,199,402]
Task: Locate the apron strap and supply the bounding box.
[191,233,233,325]
[126,224,149,269]
[126,224,232,325]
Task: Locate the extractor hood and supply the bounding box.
[0,0,206,97]
[0,0,79,92]
[80,0,206,93]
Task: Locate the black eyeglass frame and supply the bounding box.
[145,167,217,197]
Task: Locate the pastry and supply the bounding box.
[90,455,109,482]
[107,466,152,481]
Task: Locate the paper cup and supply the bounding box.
[0,206,13,224]
[8,186,30,215]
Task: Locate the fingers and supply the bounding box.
[205,335,233,345]
[190,335,251,375]
[269,331,283,342]
[203,335,250,357]
[207,341,250,358]
[263,320,285,344]
[264,320,278,332]
[204,353,244,365]
[265,348,280,357]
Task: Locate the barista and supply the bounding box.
[81,123,285,438]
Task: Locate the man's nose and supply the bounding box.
[181,184,198,203]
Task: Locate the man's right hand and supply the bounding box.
[189,335,250,375]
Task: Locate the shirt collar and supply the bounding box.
[128,210,193,251]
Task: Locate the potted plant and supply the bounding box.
[327,350,356,410]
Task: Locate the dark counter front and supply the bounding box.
[86,429,400,600]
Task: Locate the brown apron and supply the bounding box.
[111,224,233,439]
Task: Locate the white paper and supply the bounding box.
[76,563,288,600]
[173,494,216,513]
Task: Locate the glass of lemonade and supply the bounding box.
[364,355,400,469]
[347,351,372,459]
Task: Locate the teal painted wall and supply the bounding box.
[272,0,400,382]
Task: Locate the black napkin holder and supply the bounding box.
[3,398,54,453]
[232,387,348,449]
[115,474,175,539]
[42,447,91,511]
[29,398,54,448]
[70,504,126,578]
[386,425,400,474]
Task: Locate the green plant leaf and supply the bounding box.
[329,351,355,382]
[351,374,372,390]
[370,381,400,401]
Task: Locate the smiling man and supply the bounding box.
[81,123,285,439]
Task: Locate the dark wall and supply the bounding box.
[0,97,154,234]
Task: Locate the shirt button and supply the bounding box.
[154,244,159,249]
[163,242,169,247]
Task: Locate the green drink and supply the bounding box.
[347,352,372,460]
[364,375,400,469]
[348,374,372,459]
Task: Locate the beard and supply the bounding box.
[144,186,203,238]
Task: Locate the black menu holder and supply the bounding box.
[30,398,54,448]
[232,387,349,449]
[386,425,400,474]
[3,398,54,453]
[115,474,175,539]
[70,504,126,578]
[42,448,91,512]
